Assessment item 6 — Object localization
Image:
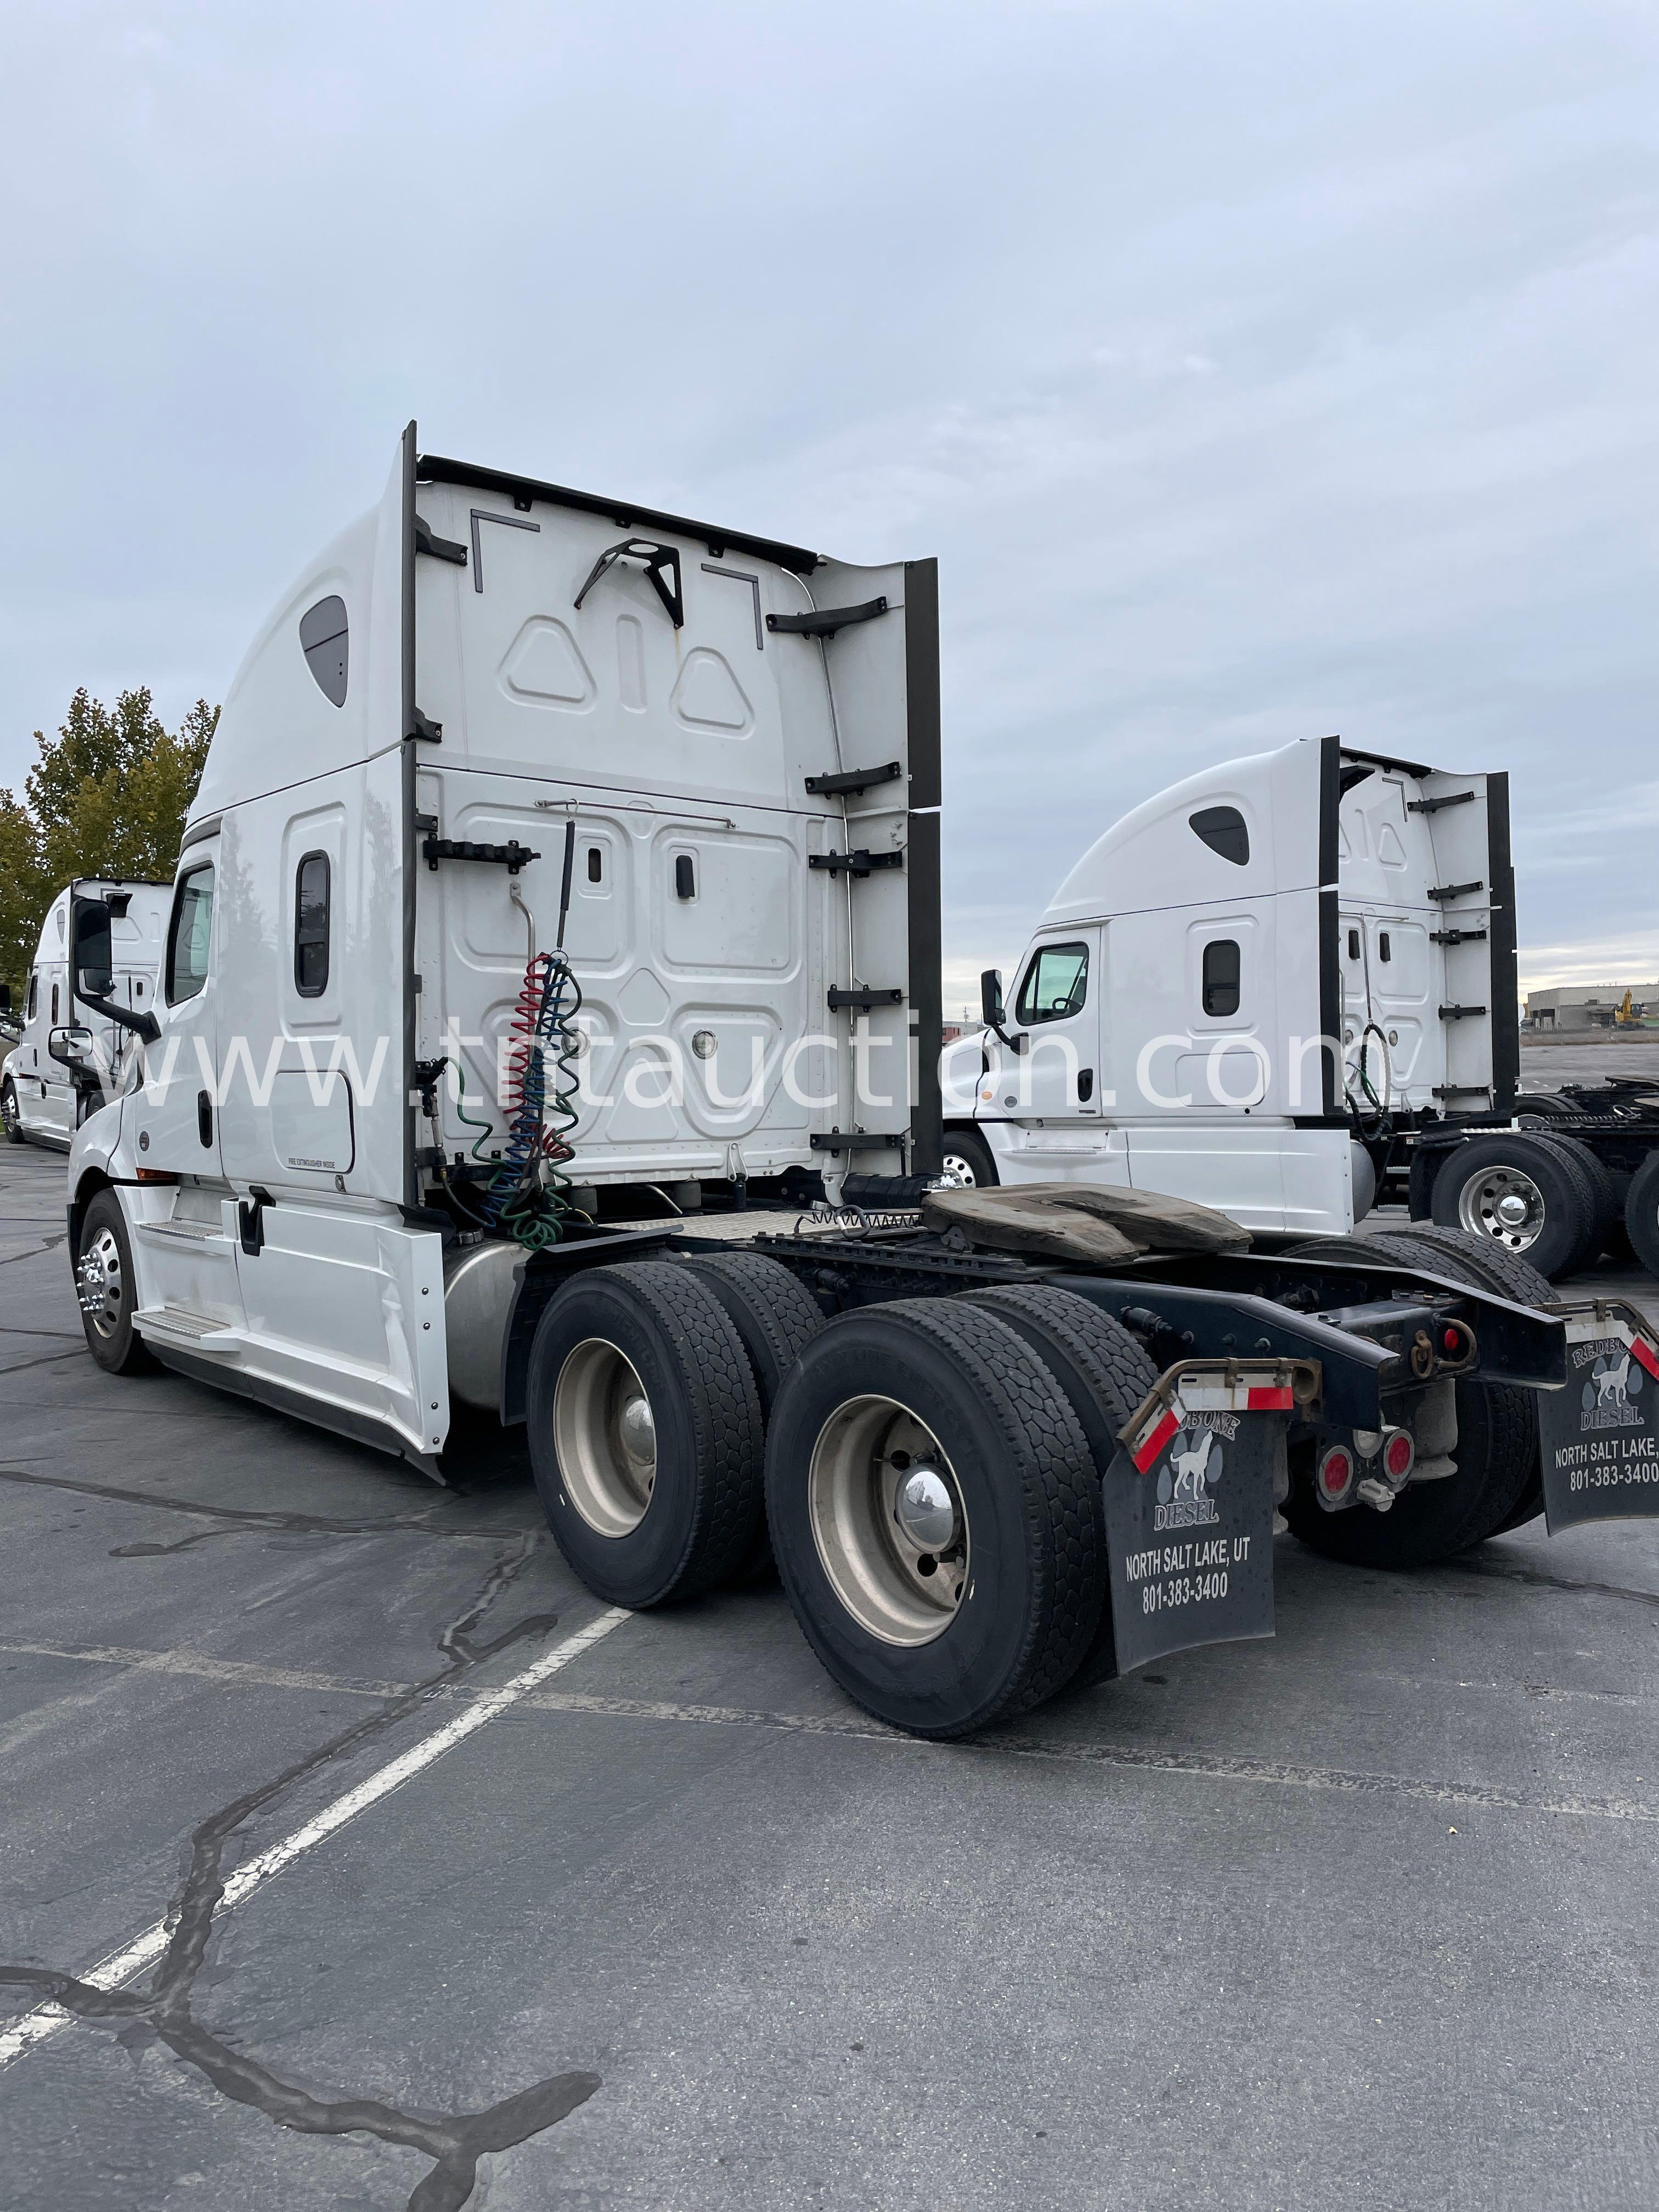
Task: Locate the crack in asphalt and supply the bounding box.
[0,1468,531,1554]
[0,1234,66,1267]
[1450,1554,1659,1613]
[0,1533,599,2208]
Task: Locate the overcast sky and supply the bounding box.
[3,1,1654,1004]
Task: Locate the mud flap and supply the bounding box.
[1104,1359,1317,1674]
[1538,1301,1659,1533]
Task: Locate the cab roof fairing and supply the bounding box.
[1039,736,1330,931]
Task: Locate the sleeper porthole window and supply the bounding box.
[299,595,349,708]
[295,853,331,997]
[1202,938,1241,1018]
[1189,805,1249,867]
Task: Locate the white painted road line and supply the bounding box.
[0,1606,628,2073]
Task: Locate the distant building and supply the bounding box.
[1525,983,1659,1031]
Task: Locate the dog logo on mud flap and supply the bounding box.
[1154,1418,1234,1530]
[1577,1338,1645,1432]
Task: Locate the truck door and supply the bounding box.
[13,968,45,1134]
[136,851,225,1178]
[990,928,1125,1181]
[37,968,78,1138]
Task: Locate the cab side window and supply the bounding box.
[1017,941,1090,1024]
[25,973,37,1022]
[1202,938,1241,1017]
[294,853,331,996]
[166,865,216,1006]
[50,984,59,1026]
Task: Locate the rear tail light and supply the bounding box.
[1317,1444,1355,1504]
[1383,1427,1416,1484]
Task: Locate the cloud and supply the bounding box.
[0,0,1653,989]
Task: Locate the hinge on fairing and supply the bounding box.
[415,516,468,566]
[1438,1005,1488,1021]
[1430,927,1488,946]
[1427,880,1483,903]
[809,849,904,878]
[828,986,904,1011]
[1407,790,1475,815]
[804,761,903,798]
[767,596,888,638]
[809,1130,906,1152]
[410,710,443,743]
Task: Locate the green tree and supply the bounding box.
[0,687,217,1005]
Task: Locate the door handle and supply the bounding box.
[196,1090,213,1148]
[1079,1069,1094,1103]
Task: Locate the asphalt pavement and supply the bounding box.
[3,1138,1658,2211]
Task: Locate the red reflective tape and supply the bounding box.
[1245,1386,1294,1410]
[1133,1408,1180,1474]
[1633,1337,1659,1382]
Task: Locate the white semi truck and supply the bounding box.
[940,736,1519,1236]
[60,429,1656,1738]
[944,742,1658,1284]
[2,881,170,1147]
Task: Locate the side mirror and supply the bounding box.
[0,982,10,1013]
[49,1024,95,1068]
[979,968,1005,1029]
[70,897,114,1000]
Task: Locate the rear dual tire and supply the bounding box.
[527,1262,764,1609]
[1429,1132,1601,1279]
[764,1297,1108,1737]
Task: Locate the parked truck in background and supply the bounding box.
[1,882,170,1148]
[943,741,1659,1282]
[57,428,1659,1739]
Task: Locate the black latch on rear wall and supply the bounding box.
[423,838,540,874]
[827,986,904,1011]
[809,849,904,878]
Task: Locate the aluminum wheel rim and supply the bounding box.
[552,1338,657,1537]
[77,1226,125,1338]
[941,1150,981,1187]
[1457,1163,1547,1252]
[808,1395,969,1647]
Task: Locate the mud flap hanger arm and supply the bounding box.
[573,539,684,628]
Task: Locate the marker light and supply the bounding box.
[1384,1430,1416,1483]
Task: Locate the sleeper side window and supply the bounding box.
[1017,941,1090,1025]
[295,853,331,997]
[166,865,216,1006]
[25,973,38,1022]
[1190,805,1250,866]
[1202,938,1241,1018]
[50,984,59,1026]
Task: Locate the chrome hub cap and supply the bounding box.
[808,1396,969,1646]
[1457,1164,1546,1252]
[1,1084,18,1138]
[552,1339,657,1537]
[77,1227,125,1338]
